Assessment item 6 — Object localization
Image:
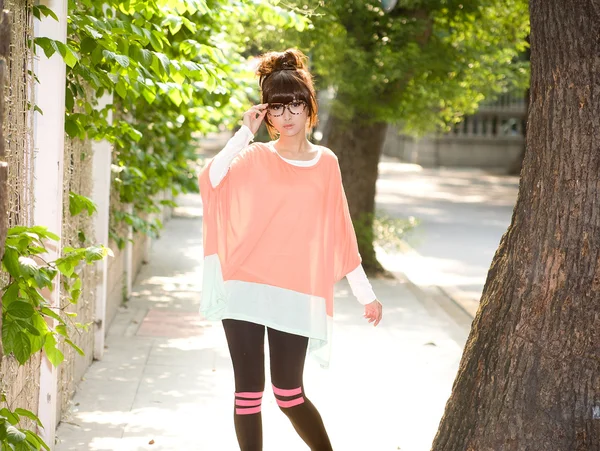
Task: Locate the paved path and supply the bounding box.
[376,159,519,315]
[55,191,471,451]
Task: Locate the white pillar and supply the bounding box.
[33,0,68,446]
[91,94,113,360]
[125,203,133,299]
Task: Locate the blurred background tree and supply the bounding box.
[252,0,529,275]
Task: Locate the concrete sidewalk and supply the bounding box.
[55,192,471,451]
[376,159,519,316]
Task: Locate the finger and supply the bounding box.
[247,106,264,116]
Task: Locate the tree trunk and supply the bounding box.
[0,4,11,362]
[432,2,600,450]
[322,110,389,277]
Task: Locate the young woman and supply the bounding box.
[198,48,383,451]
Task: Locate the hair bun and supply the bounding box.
[256,48,308,81]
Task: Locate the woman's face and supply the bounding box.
[267,99,309,137]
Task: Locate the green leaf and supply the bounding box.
[65,117,81,138]
[47,40,79,68]
[66,86,75,111]
[40,307,65,326]
[69,192,97,216]
[3,247,20,276]
[126,128,143,142]
[85,245,106,262]
[29,226,59,241]
[137,48,153,66]
[29,315,49,353]
[33,5,59,21]
[56,260,74,277]
[55,324,68,337]
[0,408,19,425]
[114,54,131,68]
[17,256,38,278]
[115,79,128,99]
[2,320,19,355]
[33,269,53,290]
[154,52,170,73]
[43,333,64,367]
[7,301,35,319]
[149,31,163,51]
[141,87,157,104]
[6,424,26,444]
[13,331,32,365]
[15,320,41,337]
[25,430,50,451]
[14,409,43,428]
[80,36,97,54]
[65,338,85,356]
[167,88,182,106]
[70,289,81,304]
[0,422,7,442]
[2,283,20,308]
[34,37,59,58]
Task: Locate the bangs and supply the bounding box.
[263,72,310,104]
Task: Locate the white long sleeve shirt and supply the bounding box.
[207,125,377,305]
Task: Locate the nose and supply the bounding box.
[282,106,293,120]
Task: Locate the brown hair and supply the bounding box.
[255,48,318,139]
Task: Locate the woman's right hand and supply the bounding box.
[242,104,268,135]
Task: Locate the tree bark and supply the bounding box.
[432,2,600,450]
[0,4,10,362]
[322,111,389,277]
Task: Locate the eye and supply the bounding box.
[291,101,302,107]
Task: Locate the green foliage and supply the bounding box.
[353,211,419,254]
[0,394,49,451]
[1,226,112,366]
[68,192,97,217]
[373,212,419,252]
[0,224,110,449]
[261,0,530,135]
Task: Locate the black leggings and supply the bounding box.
[222,319,333,451]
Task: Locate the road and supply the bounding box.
[376,158,520,314]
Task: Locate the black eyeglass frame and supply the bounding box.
[266,100,308,117]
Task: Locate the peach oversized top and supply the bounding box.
[198,141,361,367]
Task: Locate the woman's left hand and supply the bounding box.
[364,300,382,327]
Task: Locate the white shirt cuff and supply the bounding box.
[209,125,254,188]
[346,263,377,305]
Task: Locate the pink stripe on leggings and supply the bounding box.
[236,398,262,407]
[236,406,261,415]
[276,397,305,408]
[235,391,263,399]
[272,385,302,397]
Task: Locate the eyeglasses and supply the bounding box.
[267,101,307,117]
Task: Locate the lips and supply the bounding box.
[283,124,294,129]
